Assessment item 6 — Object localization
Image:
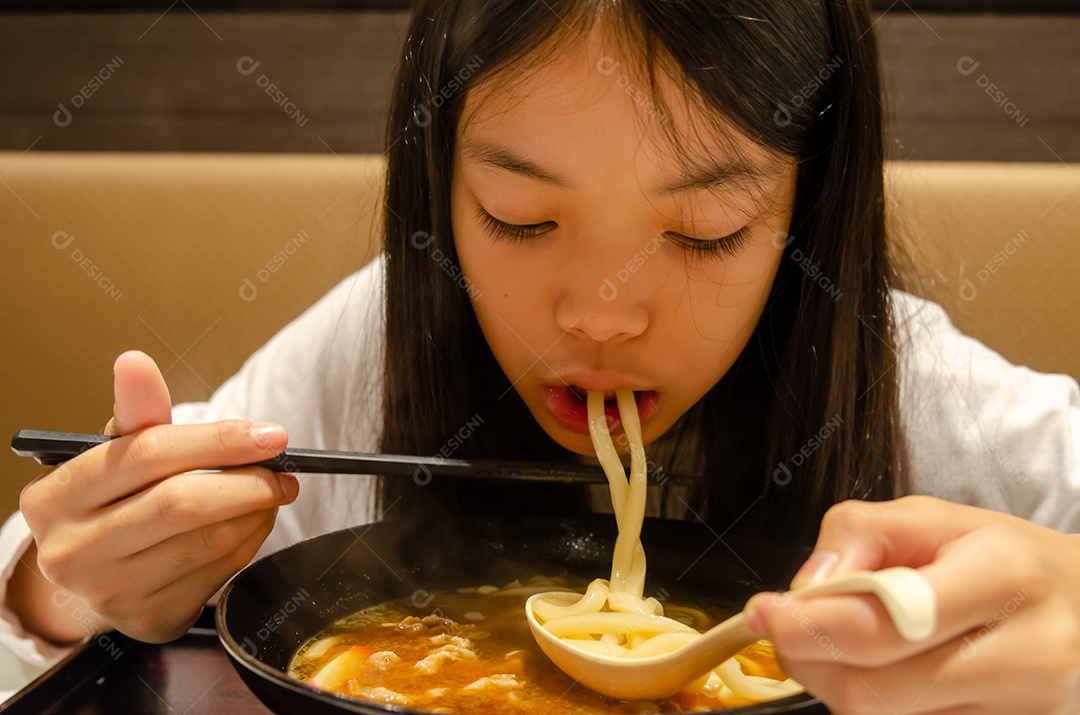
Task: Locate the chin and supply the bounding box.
[541,425,605,457]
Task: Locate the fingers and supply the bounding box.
[26,421,291,515]
[105,350,173,436]
[90,509,279,643]
[746,498,1080,715]
[790,496,1016,588]
[749,525,1051,668]
[779,605,1077,715]
[89,467,298,561]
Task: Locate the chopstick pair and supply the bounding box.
[10,430,695,485]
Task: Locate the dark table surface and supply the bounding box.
[0,608,272,715]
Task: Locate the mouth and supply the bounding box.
[542,385,662,436]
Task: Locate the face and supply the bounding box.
[451,27,797,457]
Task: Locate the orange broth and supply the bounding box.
[289,579,789,714]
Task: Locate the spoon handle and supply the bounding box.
[786,567,938,642]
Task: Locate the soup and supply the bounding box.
[289,576,789,714]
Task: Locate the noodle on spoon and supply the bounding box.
[529,389,803,702]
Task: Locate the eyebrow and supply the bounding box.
[459,140,770,196]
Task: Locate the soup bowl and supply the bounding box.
[216,512,827,714]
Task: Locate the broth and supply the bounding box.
[289,577,790,714]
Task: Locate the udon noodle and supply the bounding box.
[528,389,802,703]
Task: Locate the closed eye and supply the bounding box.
[665,226,753,259]
[475,205,555,243]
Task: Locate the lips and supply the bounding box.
[542,385,661,436]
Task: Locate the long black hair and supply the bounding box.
[377,0,903,544]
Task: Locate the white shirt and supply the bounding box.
[2,255,1078,674]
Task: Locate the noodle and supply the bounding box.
[529,389,802,703]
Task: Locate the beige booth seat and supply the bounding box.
[2,153,1078,520]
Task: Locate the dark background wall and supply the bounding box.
[1,6,1078,162]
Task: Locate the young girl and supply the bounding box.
[4,1,1079,712]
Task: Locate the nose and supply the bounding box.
[554,248,652,343]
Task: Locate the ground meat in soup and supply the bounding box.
[289,579,789,714]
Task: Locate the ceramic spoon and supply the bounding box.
[525,566,936,701]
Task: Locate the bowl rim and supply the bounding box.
[215,518,825,715]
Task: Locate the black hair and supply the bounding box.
[377,0,902,544]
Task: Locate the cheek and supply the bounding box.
[676,236,784,340]
[452,219,552,377]
[654,238,783,396]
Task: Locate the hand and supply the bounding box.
[746,496,1080,715]
[9,350,299,644]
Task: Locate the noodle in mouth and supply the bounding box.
[528,389,803,703]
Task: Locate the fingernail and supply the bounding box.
[279,473,300,504]
[792,550,840,587]
[250,422,286,444]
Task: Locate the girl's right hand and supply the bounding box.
[9,350,299,644]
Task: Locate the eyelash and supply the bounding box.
[475,206,553,243]
[665,226,753,259]
[474,205,753,258]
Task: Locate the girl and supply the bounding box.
[4,1,1080,713]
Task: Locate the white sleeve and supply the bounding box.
[895,291,1080,532]
[0,514,69,669]
[171,256,385,554]
[0,257,386,669]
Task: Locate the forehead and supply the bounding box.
[456,23,786,181]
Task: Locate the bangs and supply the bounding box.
[445,1,833,168]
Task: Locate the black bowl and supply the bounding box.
[217,513,827,714]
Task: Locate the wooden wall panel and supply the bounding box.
[0,11,1077,161]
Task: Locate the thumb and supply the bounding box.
[789,496,986,589]
[103,350,173,436]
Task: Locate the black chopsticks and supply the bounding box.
[11,430,695,485]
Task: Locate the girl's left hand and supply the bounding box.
[745,495,1080,715]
